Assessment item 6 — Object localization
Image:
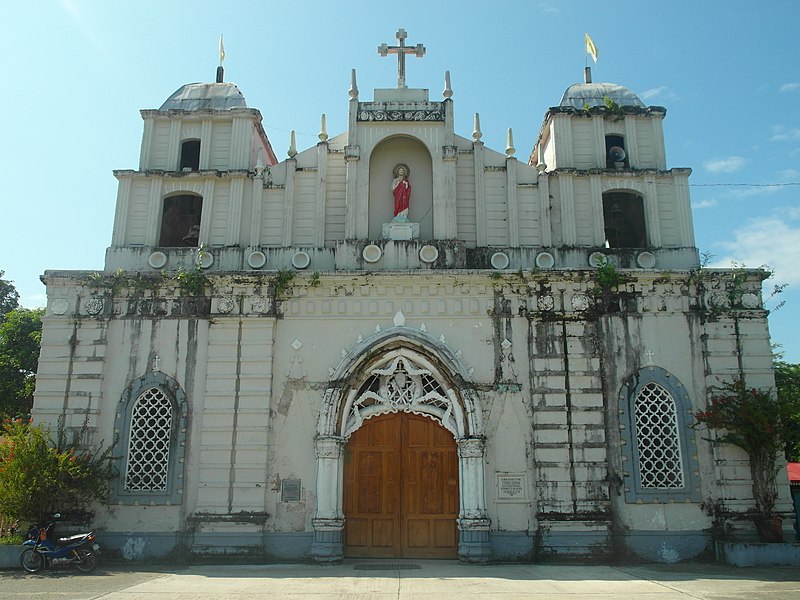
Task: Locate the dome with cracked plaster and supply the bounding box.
[159,82,247,111]
[559,82,646,110]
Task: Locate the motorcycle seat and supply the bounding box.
[55,533,88,546]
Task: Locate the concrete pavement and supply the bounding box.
[0,560,799,599]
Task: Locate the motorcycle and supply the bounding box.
[20,514,100,574]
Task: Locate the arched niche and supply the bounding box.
[368,136,433,240]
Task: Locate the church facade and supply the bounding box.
[32,32,792,562]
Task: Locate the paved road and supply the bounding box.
[1,560,799,599]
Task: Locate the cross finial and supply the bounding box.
[378,28,426,89]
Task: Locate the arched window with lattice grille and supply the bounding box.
[619,367,701,503]
[112,373,187,504]
[124,388,173,491]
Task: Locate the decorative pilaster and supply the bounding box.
[311,435,346,562]
[457,436,491,562]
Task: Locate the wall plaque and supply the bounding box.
[281,478,301,502]
[496,473,527,502]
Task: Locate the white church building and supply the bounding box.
[32,30,792,562]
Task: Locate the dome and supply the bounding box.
[159,82,247,111]
[559,82,645,110]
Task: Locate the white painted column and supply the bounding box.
[643,174,662,247]
[506,158,519,247]
[139,119,154,170]
[592,116,606,168]
[199,120,212,170]
[474,141,487,246]
[249,173,264,248]
[145,178,164,246]
[673,170,696,247]
[311,434,346,562]
[624,116,640,170]
[559,176,577,246]
[226,176,244,246]
[111,176,132,246]
[589,174,605,245]
[199,179,215,246]
[167,120,181,171]
[537,173,552,247]
[457,436,491,562]
[552,117,573,169]
[315,142,328,247]
[283,159,296,247]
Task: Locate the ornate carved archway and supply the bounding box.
[311,335,490,562]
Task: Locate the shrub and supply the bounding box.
[0,418,115,524]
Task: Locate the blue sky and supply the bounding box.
[2,1,799,361]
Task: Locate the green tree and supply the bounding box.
[0,418,115,524]
[0,307,44,419]
[774,361,800,462]
[0,271,20,319]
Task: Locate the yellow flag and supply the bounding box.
[585,32,598,63]
[219,34,226,65]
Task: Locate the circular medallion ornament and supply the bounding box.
[537,295,555,311]
[571,293,591,311]
[741,292,760,309]
[217,297,235,314]
[709,293,730,308]
[636,251,656,269]
[419,245,439,264]
[247,250,267,269]
[292,251,311,270]
[490,252,510,270]
[50,298,69,315]
[588,252,607,268]
[535,252,555,269]
[84,297,104,316]
[362,244,382,263]
[198,251,214,269]
[250,297,267,313]
[148,251,167,269]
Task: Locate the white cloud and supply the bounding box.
[780,82,800,92]
[704,156,746,173]
[769,125,800,142]
[778,168,800,180]
[711,210,800,285]
[692,198,718,209]
[640,86,677,102]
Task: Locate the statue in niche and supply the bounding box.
[391,163,411,220]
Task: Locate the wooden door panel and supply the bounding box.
[344,412,458,558]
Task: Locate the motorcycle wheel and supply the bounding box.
[20,548,44,573]
[74,548,98,573]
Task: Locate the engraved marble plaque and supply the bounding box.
[281,478,301,502]
[497,473,527,502]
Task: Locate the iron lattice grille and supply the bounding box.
[124,387,173,491]
[634,382,685,489]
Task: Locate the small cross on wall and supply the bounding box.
[644,349,655,366]
[152,355,161,371]
[378,28,425,89]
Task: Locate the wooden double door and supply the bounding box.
[343,412,459,558]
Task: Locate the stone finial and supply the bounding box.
[319,114,328,142]
[288,130,297,158]
[505,128,516,158]
[536,145,547,174]
[349,69,359,99]
[443,70,453,99]
[473,113,482,142]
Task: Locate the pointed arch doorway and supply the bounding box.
[344,412,459,558]
[312,340,491,563]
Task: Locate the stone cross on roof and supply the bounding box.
[378,28,425,89]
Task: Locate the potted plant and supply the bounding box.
[694,376,792,542]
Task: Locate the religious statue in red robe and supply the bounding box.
[391,163,411,219]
